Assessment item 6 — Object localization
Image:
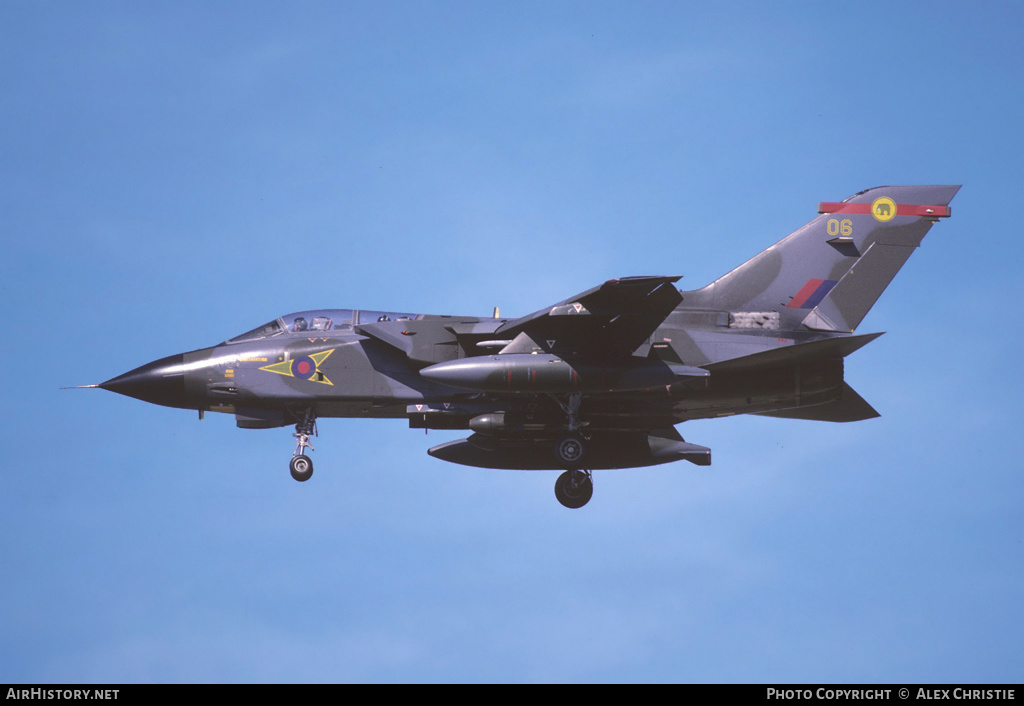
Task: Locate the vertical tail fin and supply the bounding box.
[684,186,961,331]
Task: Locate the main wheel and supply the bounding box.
[289,454,313,482]
[554,470,593,509]
[554,435,586,466]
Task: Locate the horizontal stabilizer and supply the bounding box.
[756,382,879,422]
[706,332,883,372]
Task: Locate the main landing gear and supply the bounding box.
[290,410,317,482]
[550,393,593,508]
[554,434,586,465]
[555,469,593,509]
[551,392,587,465]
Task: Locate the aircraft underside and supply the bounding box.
[219,354,859,488]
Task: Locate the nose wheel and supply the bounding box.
[554,469,593,509]
[290,454,313,482]
[290,410,317,482]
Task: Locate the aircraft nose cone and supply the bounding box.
[100,353,189,408]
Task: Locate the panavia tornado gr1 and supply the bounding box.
[94,185,959,508]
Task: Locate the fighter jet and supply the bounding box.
[94,185,959,508]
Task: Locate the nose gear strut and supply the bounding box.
[289,409,317,481]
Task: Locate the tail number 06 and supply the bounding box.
[827,219,853,236]
[827,217,851,236]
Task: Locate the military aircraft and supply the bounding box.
[92,185,959,508]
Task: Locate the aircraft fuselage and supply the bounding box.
[102,308,849,428]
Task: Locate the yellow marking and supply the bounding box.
[260,359,294,376]
[827,218,853,236]
[259,348,336,386]
[871,196,897,222]
[309,349,335,386]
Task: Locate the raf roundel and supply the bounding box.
[292,356,317,381]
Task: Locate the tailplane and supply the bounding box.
[683,186,960,332]
[756,382,880,422]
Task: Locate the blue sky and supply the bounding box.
[2,0,1022,683]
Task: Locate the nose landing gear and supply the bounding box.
[290,410,317,482]
[289,454,313,482]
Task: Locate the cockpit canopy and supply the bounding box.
[226,309,420,344]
